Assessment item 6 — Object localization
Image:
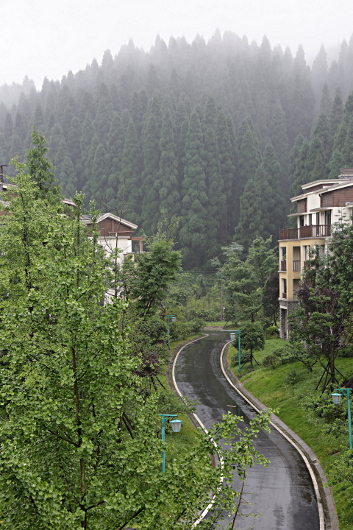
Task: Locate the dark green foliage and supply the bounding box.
[180,111,208,268]
[0,168,272,529]
[240,321,265,368]
[219,237,277,324]
[157,109,180,220]
[26,128,62,203]
[139,96,162,232]
[3,34,353,270]
[126,234,182,317]
[289,281,347,391]
[119,118,142,220]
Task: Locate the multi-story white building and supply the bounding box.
[279,168,353,339]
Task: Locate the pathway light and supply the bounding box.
[331,388,352,449]
[160,414,182,472]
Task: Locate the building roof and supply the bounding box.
[291,179,353,202]
[82,212,138,230]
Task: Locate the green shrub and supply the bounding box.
[265,325,279,338]
[272,346,296,365]
[188,318,205,334]
[263,354,278,369]
[170,319,205,341]
[339,345,353,358]
[284,369,300,386]
[170,321,190,340]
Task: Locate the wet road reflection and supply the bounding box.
[174,332,320,530]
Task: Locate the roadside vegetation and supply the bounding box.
[0,131,272,530]
[228,338,353,529]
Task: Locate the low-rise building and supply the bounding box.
[279,168,353,339]
[83,212,144,264]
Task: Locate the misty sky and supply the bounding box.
[3,0,352,89]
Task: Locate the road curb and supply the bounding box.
[221,341,339,530]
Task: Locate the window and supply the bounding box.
[282,279,287,298]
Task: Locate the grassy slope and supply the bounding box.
[228,339,353,529]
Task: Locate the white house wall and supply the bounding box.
[98,236,132,264]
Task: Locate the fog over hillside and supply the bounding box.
[1,31,353,268]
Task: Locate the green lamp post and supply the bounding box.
[167,315,176,350]
[230,330,241,374]
[332,388,352,449]
[160,414,182,472]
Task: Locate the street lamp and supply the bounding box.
[331,388,352,449]
[160,414,182,472]
[230,330,241,374]
[167,315,176,351]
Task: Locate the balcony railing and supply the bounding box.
[280,260,286,271]
[281,292,287,299]
[279,225,331,240]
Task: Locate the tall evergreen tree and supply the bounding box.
[156,109,180,221]
[203,126,226,255]
[119,118,142,220]
[26,128,62,203]
[216,108,236,236]
[180,111,208,268]
[139,99,162,233]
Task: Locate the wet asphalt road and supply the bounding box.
[174,331,320,530]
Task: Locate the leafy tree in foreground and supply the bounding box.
[26,127,62,203]
[0,163,271,529]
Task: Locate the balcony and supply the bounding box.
[279,225,331,241]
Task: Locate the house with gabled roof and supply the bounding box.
[82,212,144,264]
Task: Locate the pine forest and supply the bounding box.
[2,32,353,268]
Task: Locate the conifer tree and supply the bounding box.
[311,113,332,162]
[157,109,180,220]
[329,89,344,138]
[67,116,83,177]
[216,108,236,235]
[139,99,162,233]
[119,118,142,220]
[106,113,125,210]
[180,111,208,268]
[329,92,353,177]
[26,128,62,203]
[94,82,114,141]
[204,126,226,255]
[269,98,290,178]
[237,119,261,198]
[59,155,77,198]
[319,83,332,116]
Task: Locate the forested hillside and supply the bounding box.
[1,32,353,267]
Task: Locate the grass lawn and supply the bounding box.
[228,338,353,529]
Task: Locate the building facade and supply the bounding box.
[83,212,143,264]
[279,169,353,339]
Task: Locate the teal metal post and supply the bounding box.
[167,315,175,351]
[160,414,177,472]
[332,388,352,449]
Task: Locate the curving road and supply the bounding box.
[173,331,321,530]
